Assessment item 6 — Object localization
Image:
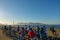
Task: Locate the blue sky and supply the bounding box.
[0,0,60,24]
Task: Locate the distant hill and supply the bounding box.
[16,22,60,28]
[17,22,45,25]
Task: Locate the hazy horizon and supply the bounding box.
[0,0,60,25]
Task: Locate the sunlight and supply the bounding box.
[0,21,8,24]
[0,21,12,25]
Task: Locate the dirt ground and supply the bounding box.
[0,29,60,40]
[0,29,12,40]
[46,29,60,38]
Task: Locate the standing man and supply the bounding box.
[35,25,40,40]
[43,26,47,40]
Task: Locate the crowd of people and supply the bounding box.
[1,25,57,40]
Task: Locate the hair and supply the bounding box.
[22,27,24,30]
[40,27,43,32]
[43,25,45,27]
[29,25,30,28]
[29,28,32,30]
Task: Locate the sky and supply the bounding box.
[0,0,60,25]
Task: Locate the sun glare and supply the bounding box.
[0,21,12,25]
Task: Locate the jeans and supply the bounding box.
[19,35,23,40]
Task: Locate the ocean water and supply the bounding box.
[45,25,60,29]
[18,25,60,29]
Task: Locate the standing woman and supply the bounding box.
[28,28,35,40]
[19,27,25,40]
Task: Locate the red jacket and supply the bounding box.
[28,30,35,38]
